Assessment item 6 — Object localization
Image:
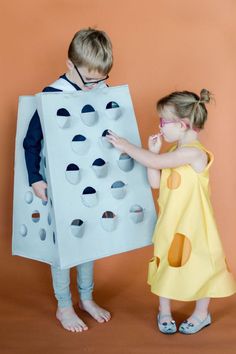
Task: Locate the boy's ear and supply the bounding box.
[66,58,74,70]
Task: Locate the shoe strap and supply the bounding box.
[190,314,208,325]
[158,313,173,320]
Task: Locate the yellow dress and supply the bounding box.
[148,141,236,301]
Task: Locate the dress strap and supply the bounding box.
[169,141,214,171]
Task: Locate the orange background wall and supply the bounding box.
[1,0,236,277]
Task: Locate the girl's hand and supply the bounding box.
[106,130,130,152]
[32,180,48,201]
[148,133,162,154]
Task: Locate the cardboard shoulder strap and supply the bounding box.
[48,78,77,92]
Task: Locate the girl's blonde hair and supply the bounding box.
[157,89,213,129]
[68,28,113,75]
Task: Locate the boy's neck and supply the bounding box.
[65,72,81,87]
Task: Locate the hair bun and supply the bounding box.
[200,89,212,103]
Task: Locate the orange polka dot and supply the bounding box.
[168,233,191,267]
[167,170,181,189]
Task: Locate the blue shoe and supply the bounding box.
[157,313,177,334]
[179,314,211,334]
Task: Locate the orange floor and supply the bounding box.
[0,245,235,354]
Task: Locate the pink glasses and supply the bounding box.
[159,117,192,129]
[159,117,176,128]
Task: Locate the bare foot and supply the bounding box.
[56,305,88,332]
[79,300,111,323]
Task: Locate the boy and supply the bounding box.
[23,28,113,332]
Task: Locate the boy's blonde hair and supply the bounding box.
[68,28,113,75]
[157,89,213,129]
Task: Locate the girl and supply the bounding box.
[107,89,236,334]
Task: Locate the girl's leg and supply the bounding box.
[159,296,172,316]
[158,297,177,334]
[50,265,88,332]
[77,261,111,323]
[179,298,211,334]
[188,297,210,323]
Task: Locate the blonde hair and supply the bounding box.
[157,89,213,129]
[68,28,113,75]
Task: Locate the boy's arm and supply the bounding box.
[23,85,61,186]
[23,85,62,200]
[23,110,44,186]
[23,110,48,201]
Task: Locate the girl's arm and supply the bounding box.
[147,168,161,189]
[147,133,161,188]
[107,131,207,171]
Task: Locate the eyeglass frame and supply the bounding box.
[159,117,179,128]
[74,64,109,86]
[159,117,191,128]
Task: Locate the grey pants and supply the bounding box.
[51,261,94,307]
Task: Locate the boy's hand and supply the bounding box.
[32,180,48,201]
[106,130,130,152]
[148,133,162,154]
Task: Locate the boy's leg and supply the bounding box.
[77,261,94,301]
[50,265,88,332]
[51,265,72,307]
[77,261,111,323]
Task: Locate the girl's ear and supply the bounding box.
[180,120,187,129]
[180,118,190,130]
